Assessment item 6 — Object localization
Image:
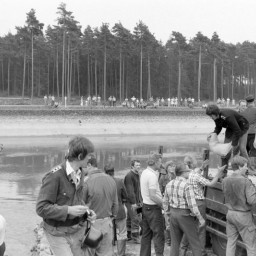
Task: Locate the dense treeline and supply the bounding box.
[0,3,256,103]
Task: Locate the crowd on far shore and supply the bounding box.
[42,94,238,110]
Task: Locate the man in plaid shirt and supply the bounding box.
[180,155,225,256]
[163,163,205,256]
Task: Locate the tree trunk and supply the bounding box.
[56,46,59,98]
[31,32,34,102]
[77,53,80,97]
[221,60,224,99]
[213,57,217,102]
[177,56,181,104]
[22,51,26,99]
[62,29,66,103]
[7,57,10,97]
[198,45,201,101]
[103,43,107,101]
[87,53,90,96]
[147,55,151,99]
[140,44,143,100]
[119,51,122,101]
[95,59,97,96]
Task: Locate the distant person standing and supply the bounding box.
[140,153,165,256]
[44,95,48,105]
[51,95,55,107]
[0,215,6,256]
[222,156,256,256]
[105,164,128,256]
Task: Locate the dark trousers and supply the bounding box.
[180,200,206,255]
[222,131,250,170]
[139,204,165,256]
[247,134,256,156]
[169,208,202,256]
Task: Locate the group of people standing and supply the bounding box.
[35,94,256,256]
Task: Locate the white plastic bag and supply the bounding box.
[207,133,232,157]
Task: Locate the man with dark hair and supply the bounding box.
[164,163,205,256]
[36,136,96,256]
[140,153,165,256]
[104,163,128,256]
[206,103,250,172]
[222,155,256,256]
[83,157,118,256]
[124,159,142,243]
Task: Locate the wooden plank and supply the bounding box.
[206,214,226,227]
[206,198,228,215]
[206,226,246,249]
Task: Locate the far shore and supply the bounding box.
[0,106,216,137]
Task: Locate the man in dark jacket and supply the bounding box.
[206,104,250,171]
[36,136,96,256]
[104,164,128,256]
[124,160,142,243]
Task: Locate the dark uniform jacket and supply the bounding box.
[124,170,142,205]
[36,162,86,227]
[213,108,249,147]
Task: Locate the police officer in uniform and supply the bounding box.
[36,136,96,256]
[206,104,250,173]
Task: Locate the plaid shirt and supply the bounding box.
[163,176,202,220]
[188,169,208,200]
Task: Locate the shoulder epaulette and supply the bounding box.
[51,165,62,173]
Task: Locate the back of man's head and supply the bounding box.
[104,163,114,176]
[87,154,98,168]
[147,153,162,167]
[206,104,220,116]
[175,163,188,176]
[184,155,197,169]
[230,155,248,171]
[66,136,94,162]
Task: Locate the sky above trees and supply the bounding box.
[1,0,256,44]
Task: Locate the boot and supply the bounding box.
[117,239,126,256]
[131,232,141,244]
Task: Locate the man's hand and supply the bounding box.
[131,204,138,211]
[198,217,206,228]
[87,210,97,222]
[68,205,89,217]
[201,159,209,170]
[217,164,227,177]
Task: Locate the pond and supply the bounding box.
[0,135,220,256]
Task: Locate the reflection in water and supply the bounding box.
[0,135,220,256]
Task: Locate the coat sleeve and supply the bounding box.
[120,180,128,204]
[124,174,136,204]
[111,183,119,217]
[213,120,222,135]
[36,172,68,222]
